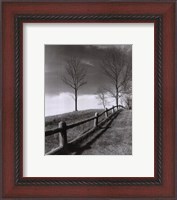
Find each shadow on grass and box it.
[73,112,119,155]
[51,111,121,155]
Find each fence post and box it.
[105,108,108,118]
[58,121,67,149]
[94,112,98,127]
[112,106,115,114]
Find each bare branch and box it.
[62,76,75,89]
[61,56,87,111]
[96,88,110,109]
[100,47,132,106]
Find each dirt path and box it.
[80,110,132,155]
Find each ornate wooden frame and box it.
[2,1,176,199]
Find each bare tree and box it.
[62,56,87,111]
[101,48,132,107]
[125,95,132,109]
[120,92,132,109]
[119,82,132,107]
[96,88,109,109]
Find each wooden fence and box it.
[45,105,120,155]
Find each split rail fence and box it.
[45,105,121,155]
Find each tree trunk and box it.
[116,96,118,107]
[103,102,106,109]
[116,87,119,107]
[75,89,78,111]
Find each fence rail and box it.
[67,115,96,130]
[45,127,63,137]
[45,105,121,155]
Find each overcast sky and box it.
[45,45,132,116]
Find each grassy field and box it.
[80,110,132,155]
[45,109,104,153]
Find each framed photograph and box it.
[2,1,176,199]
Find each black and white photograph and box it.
[45,45,132,155]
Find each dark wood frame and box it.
[1,1,176,199]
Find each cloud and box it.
[45,92,117,116]
[45,93,101,116]
[45,45,132,96]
